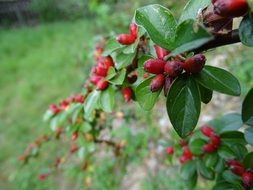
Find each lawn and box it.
[0,19,98,189]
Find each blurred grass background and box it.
[0,0,253,189]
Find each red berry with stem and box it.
[181,54,206,74]
[129,23,138,38]
[150,74,165,92]
[164,61,183,77]
[116,34,136,45]
[154,45,169,59]
[121,87,133,102]
[213,0,249,18]
[165,147,174,155]
[242,172,253,186]
[200,125,214,137]
[96,79,109,91]
[144,59,166,74]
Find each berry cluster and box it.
[201,125,221,153]
[226,160,253,188]
[49,94,85,115]
[116,23,138,45]
[144,46,206,93]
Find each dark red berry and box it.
[230,165,244,176]
[74,95,85,103]
[71,131,78,141]
[226,160,243,168]
[242,172,253,186]
[127,74,138,84]
[129,23,138,39]
[203,143,216,153]
[179,139,187,147]
[59,100,69,109]
[154,45,169,59]
[96,79,109,91]
[116,34,136,45]
[144,59,166,74]
[95,66,108,77]
[165,147,174,155]
[121,87,133,102]
[163,76,174,96]
[213,0,249,18]
[200,125,214,137]
[181,54,206,74]
[182,146,193,158]
[49,104,61,114]
[210,134,221,147]
[38,173,49,181]
[150,74,165,92]
[164,61,183,77]
[90,75,103,85]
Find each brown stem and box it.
[192,29,241,54]
[94,139,117,147]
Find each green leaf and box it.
[244,127,253,146]
[180,160,196,179]
[189,138,206,155]
[218,145,236,159]
[105,67,117,80]
[171,19,213,55]
[242,88,253,126]
[198,160,215,180]
[243,152,253,168]
[248,0,253,9]
[80,122,92,133]
[135,77,161,111]
[208,113,243,133]
[84,90,101,120]
[214,157,225,173]
[135,4,176,50]
[179,0,210,23]
[222,170,241,184]
[220,131,246,145]
[194,66,241,96]
[231,144,248,161]
[102,37,123,56]
[239,13,253,47]
[199,84,213,104]
[204,153,218,168]
[100,86,115,113]
[212,182,238,190]
[184,171,198,189]
[167,75,201,138]
[113,52,136,70]
[109,68,126,85]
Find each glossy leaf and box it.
[103,37,123,56]
[220,131,246,145]
[194,66,241,96]
[218,145,236,159]
[180,160,196,179]
[198,160,215,180]
[84,90,101,120]
[243,152,253,168]
[239,13,253,47]
[242,88,253,126]
[109,69,126,85]
[199,84,213,104]
[244,127,253,146]
[189,138,206,155]
[167,75,201,138]
[100,86,115,113]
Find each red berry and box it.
[164,61,183,77]
[49,104,61,114]
[121,87,133,102]
[230,165,244,176]
[116,34,136,45]
[90,75,103,85]
[144,59,166,74]
[154,45,169,59]
[210,134,221,147]
[182,146,193,158]
[181,54,206,74]
[59,99,69,109]
[242,172,253,186]
[226,160,243,168]
[165,147,174,155]
[74,95,85,103]
[97,56,114,69]
[200,125,214,137]
[129,23,138,39]
[213,0,249,18]
[95,66,108,77]
[69,144,78,154]
[150,74,165,92]
[71,131,78,141]
[163,76,174,96]
[38,173,49,181]
[96,79,109,91]
[202,143,216,153]
[179,139,187,147]
[127,74,138,84]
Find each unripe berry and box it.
[90,75,103,85]
[181,54,206,74]
[121,87,133,102]
[96,79,109,91]
[242,172,253,186]
[144,59,166,74]
[213,0,249,18]
[150,74,165,92]
[200,125,214,137]
[203,143,216,153]
[165,147,174,155]
[210,134,221,147]
[230,165,244,176]
[116,34,136,45]
[164,61,183,77]
[129,23,138,39]
[154,45,169,59]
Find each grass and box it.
[0,19,98,189]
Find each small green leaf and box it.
[194,66,241,96]
[239,13,253,47]
[167,75,201,138]
[204,153,218,168]
[80,123,92,133]
[214,157,225,173]
[180,160,196,179]
[109,69,126,85]
[230,144,248,161]
[243,152,253,168]
[199,84,213,104]
[218,145,236,159]
[189,138,206,155]
[220,131,246,145]
[102,37,123,56]
[222,170,241,184]
[84,90,101,120]
[105,67,117,80]
[198,160,215,180]
[135,77,161,111]
[242,88,253,126]
[113,52,136,70]
[179,0,210,23]
[244,127,253,146]
[135,4,177,50]
[100,86,115,113]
